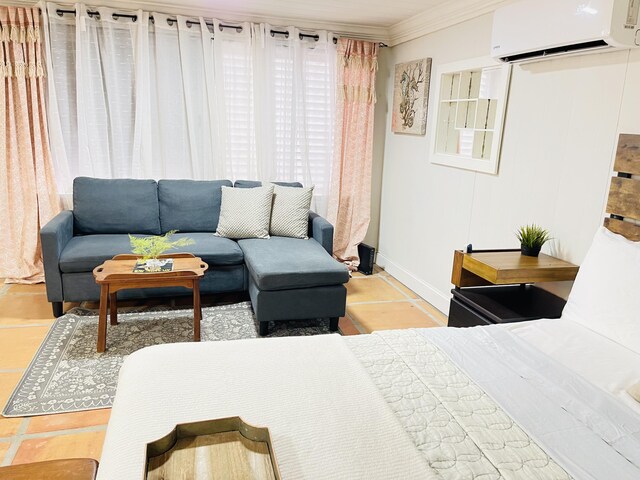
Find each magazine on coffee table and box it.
[133,258,174,273]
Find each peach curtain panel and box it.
[0,6,61,283]
[327,38,378,270]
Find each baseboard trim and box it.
[376,253,451,315]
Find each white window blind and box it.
[215,31,256,181]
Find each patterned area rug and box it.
[3,301,337,417]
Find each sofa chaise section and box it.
[239,237,350,335]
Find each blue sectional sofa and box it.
[40,177,349,335]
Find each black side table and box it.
[449,284,567,328]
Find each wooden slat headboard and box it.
[604,134,640,241]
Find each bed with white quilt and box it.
[97,225,640,480]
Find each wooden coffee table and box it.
[92,253,208,353]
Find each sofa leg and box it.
[52,302,64,318]
[329,317,339,332]
[259,322,269,336]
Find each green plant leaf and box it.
[128,230,195,261]
[515,224,552,248]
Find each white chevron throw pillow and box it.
[270,184,314,239]
[215,185,274,239]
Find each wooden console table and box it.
[93,253,208,353]
[449,249,579,327]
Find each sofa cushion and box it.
[238,237,349,291]
[60,233,243,273]
[73,177,161,235]
[234,180,303,189]
[167,233,244,266]
[60,234,145,273]
[158,179,232,233]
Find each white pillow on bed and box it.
[562,226,640,354]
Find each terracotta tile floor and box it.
[0,267,447,467]
[0,442,9,464]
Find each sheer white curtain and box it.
[253,25,336,214]
[42,3,335,215]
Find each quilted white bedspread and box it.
[349,327,640,479]
[98,327,640,480]
[347,330,570,479]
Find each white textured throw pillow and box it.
[215,185,274,239]
[270,184,314,239]
[562,227,640,354]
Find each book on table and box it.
[133,259,174,273]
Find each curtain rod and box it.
[55,8,332,42]
[54,8,388,46]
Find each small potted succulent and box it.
[516,224,551,257]
[129,230,194,272]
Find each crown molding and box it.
[388,0,514,46]
[16,0,515,47]
[18,0,389,42]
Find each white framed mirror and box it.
[429,58,512,174]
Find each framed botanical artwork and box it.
[429,58,512,174]
[392,58,432,135]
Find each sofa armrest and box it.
[40,210,74,302]
[308,211,333,255]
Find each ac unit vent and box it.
[500,40,609,63]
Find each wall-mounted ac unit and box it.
[492,0,640,63]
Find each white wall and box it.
[376,13,640,313]
[363,48,390,249]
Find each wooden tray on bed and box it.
[145,417,281,480]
